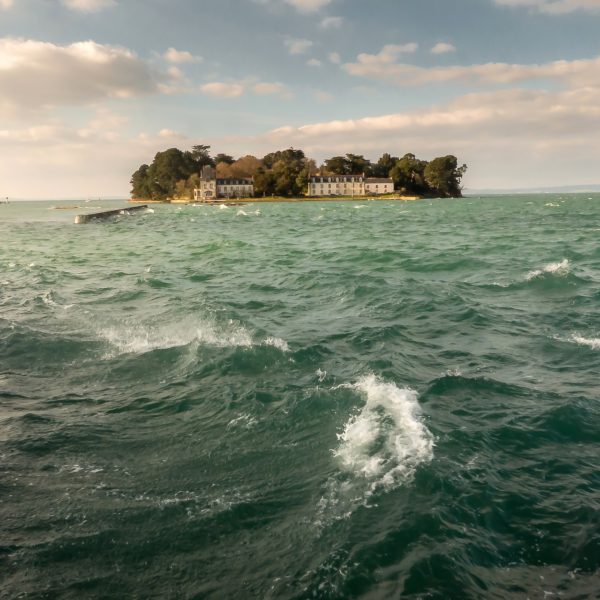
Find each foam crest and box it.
[527,258,570,280]
[570,334,600,350]
[101,318,253,355]
[263,336,290,352]
[334,375,434,489]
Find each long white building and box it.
[194,166,254,201]
[307,175,394,197]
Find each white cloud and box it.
[320,16,343,28]
[200,82,245,98]
[0,38,173,113]
[201,80,291,99]
[431,42,456,55]
[163,48,203,64]
[307,58,322,67]
[0,0,13,10]
[493,0,600,14]
[222,85,600,189]
[61,0,117,12]
[344,47,600,88]
[329,52,341,64]
[252,81,288,96]
[284,0,333,12]
[284,38,313,55]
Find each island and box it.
[130,145,467,203]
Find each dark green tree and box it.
[424,155,467,197]
[372,153,399,178]
[146,148,198,200]
[390,153,429,195]
[130,164,151,199]
[214,153,235,165]
[191,144,215,169]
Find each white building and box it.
[307,175,394,197]
[194,166,254,201]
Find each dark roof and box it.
[310,176,364,183]
[365,178,393,183]
[216,178,253,185]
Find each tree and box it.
[345,153,372,175]
[323,156,349,175]
[146,148,198,200]
[424,155,467,197]
[372,153,399,178]
[130,164,151,199]
[214,153,235,165]
[390,153,429,195]
[191,144,215,169]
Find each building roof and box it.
[216,178,253,185]
[365,178,394,183]
[310,176,364,183]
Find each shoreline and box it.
[129,195,423,205]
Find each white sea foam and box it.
[526,258,570,280]
[219,204,229,210]
[227,413,258,430]
[570,334,600,350]
[263,336,290,352]
[101,318,253,355]
[236,209,248,216]
[334,375,434,488]
[316,375,433,528]
[316,368,327,383]
[354,205,367,209]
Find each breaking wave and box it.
[99,318,253,355]
[570,334,600,350]
[334,375,434,488]
[526,258,570,280]
[317,375,434,526]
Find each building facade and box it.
[194,166,254,201]
[307,175,394,197]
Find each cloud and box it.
[61,0,117,12]
[329,52,341,64]
[320,16,343,28]
[284,0,333,12]
[0,38,173,113]
[0,0,13,10]
[219,84,600,189]
[307,58,322,67]
[344,46,600,88]
[284,38,313,55]
[201,80,291,99]
[200,82,245,98]
[492,0,600,14]
[163,48,203,64]
[431,42,456,55]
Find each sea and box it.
[1,195,599,599]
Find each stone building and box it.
[307,175,394,197]
[194,166,254,201]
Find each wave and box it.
[99,318,290,356]
[317,375,433,527]
[526,259,570,281]
[334,375,434,488]
[99,318,253,355]
[569,334,600,350]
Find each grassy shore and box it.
[130,194,422,205]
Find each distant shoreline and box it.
[129,195,423,205]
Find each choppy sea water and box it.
[1,196,599,599]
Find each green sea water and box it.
[1,196,599,599]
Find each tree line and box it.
[130,145,467,200]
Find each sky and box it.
[2,0,600,197]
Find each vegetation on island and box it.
[130,145,467,201]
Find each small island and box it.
[130,145,467,203]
